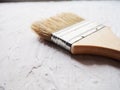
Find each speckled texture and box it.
[0,1,120,90]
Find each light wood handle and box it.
[71,26,120,60]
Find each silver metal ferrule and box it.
[51,20,105,51]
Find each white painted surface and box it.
[0,1,120,90]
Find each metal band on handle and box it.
[51,20,105,51]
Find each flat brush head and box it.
[31,13,84,40]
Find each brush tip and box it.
[31,12,84,41]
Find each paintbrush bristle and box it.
[31,13,84,40]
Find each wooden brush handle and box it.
[71,26,120,60]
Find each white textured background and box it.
[0,1,120,90]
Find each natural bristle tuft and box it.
[31,12,84,41]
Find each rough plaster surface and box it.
[0,1,120,90]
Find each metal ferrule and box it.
[51,20,105,51]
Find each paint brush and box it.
[31,13,120,60]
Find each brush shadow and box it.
[38,38,120,69]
